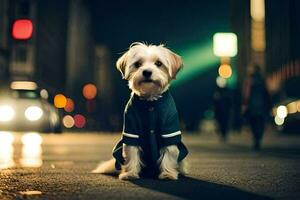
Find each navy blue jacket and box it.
[112,90,188,173]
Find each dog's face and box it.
[116,42,183,99]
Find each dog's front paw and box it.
[158,171,178,180]
[119,172,140,180]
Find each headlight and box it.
[0,105,15,122]
[25,106,43,121]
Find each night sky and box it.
[91,0,230,51]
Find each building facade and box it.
[231,0,300,102]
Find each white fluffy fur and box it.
[158,145,180,180]
[91,158,117,174]
[92,42,187,180]
[92,145,187,180]
[119,145,144,180]
[116,42,183,101]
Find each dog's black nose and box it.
[142,70,152,78]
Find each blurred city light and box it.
[25,106,43,121]
[251,21,265,51]
[12,19,33,40]
[20,144,42,168]
[0,132,15,169]
[10,81,38,90]
[274,115,284,126]
[0,105,15,122]
[276,105,288,119]
[218,64,232,79]
[213,33,237,57]
[250,0,265,21]
[0,131,15,145]
[74,114,86,128]
[172,43,219,87]
[83,83,97,100]
[216,76,227,88]
[63,115,75,128]
[21,132,43,145]
[40,89,49,99]
[54,94,67,108]
[250,0,265,52]
[297,102,300,112]
[64,98,75,112]
[287,101,297,114]
[0,145,14,169]
[21,133,42,168]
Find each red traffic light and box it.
[12,19,33,40]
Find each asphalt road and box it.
[0,131,299,200]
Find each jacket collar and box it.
[132,90,170,108]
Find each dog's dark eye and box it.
[134,61,142,68]
[155,60,162,67]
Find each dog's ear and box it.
[116,52,129,79]
[167,50,183,79]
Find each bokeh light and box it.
[74,114,86,128]
[21,132,43,145]
[213,33,238,57]
[0,132,15,169]
[83,84,97,100]
[63,115,75,128]
[21,132,42,168]
[218,64,232,79]
[216,76,227,88]
[64,98,75,112]
[0,105,15,122]
[287,102,297,114]
[274,115,284,126]
[21,143,42,168]
[297,101,300,112]
[25,106,43,121]
[250,0,265,21]
[276,105,288,119]
[40,89,49,99]
[0,131,15,145]
[12,19,33,40]
[54,94,67,108]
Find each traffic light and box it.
[12,19,33,40]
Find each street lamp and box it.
[213,33,237,57]
[213,32,238,83]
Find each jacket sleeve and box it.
[160,111,188,161]
[160,112,182,146]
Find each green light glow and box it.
[171,42,237,88]
[171,42,219,87]
[227,68,237,88]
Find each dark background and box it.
[0,0,299,131]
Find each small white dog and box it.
[92,42,188,180]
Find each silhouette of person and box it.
[242,64,271,150]
[213,85,232,142]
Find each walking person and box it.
[242,65,272,150]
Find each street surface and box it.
[0,130,299,200]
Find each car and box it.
[0,81,62,133]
